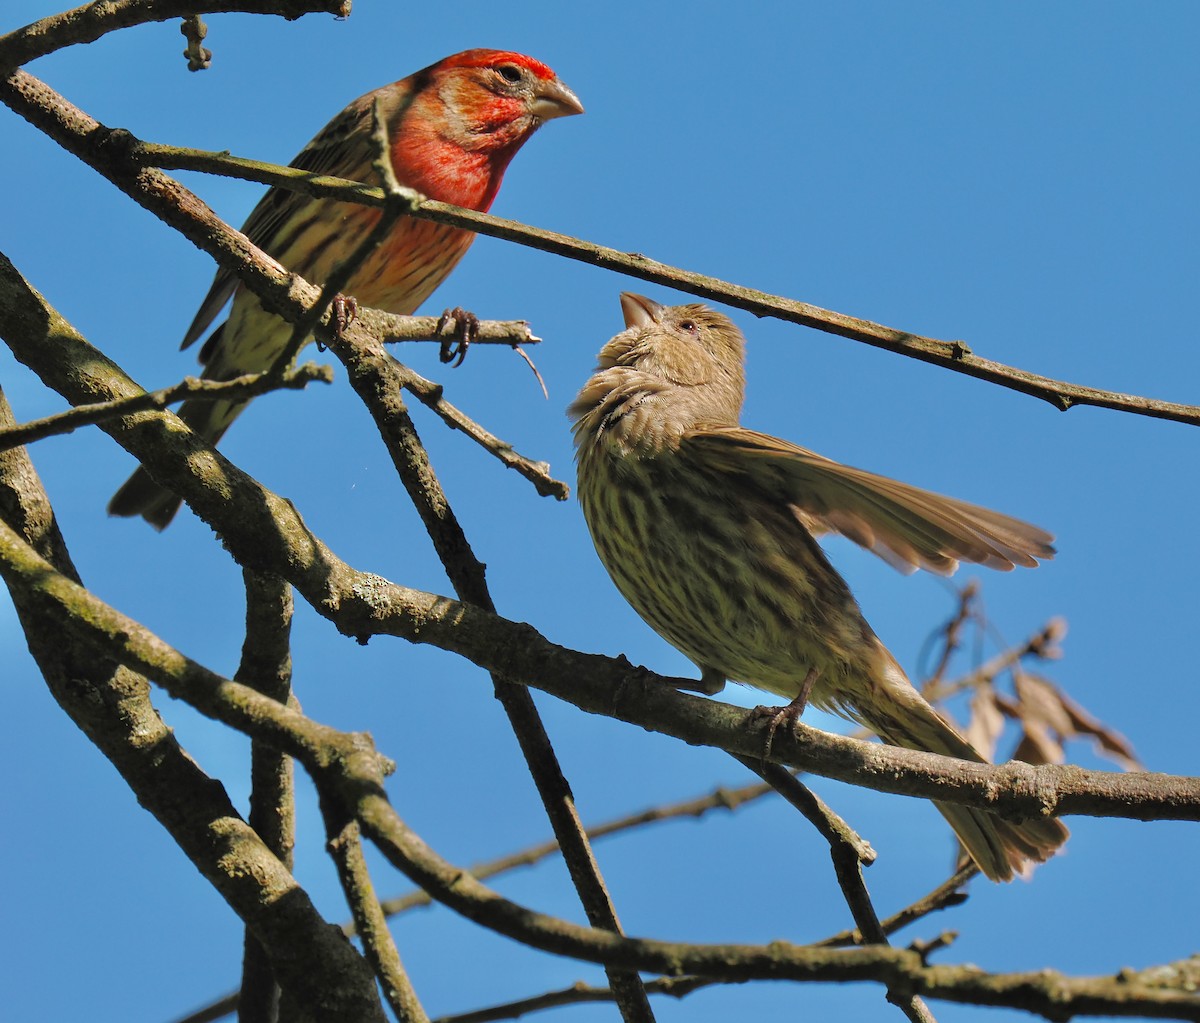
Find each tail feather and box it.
[107,392,246,530]
[107,467,185,530]
[860,656,1068,882]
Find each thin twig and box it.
[736,758,939,1023]
[327,820,430,1023]
[816,865,978,949]
[356,308,537,346]
[0,363,331,453]
[390,359,568,499]
[377,776,781,918]
[235,569,295,1023]
[0,2,351,72]
[324,327,655,1022]
[127,140,1200,428]
[920,581,981,693]
[924,618,1068,706]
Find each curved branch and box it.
[2,523,1195,1020]
[0,71,1196,827]
[324,288,652,1019]
[0,1,350,72]
[0,392,386,1023]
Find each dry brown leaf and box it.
[1010,671,1142,770]
[963,688,1006,764]
[1012,721,1066,766]
[1014,672,1077,736]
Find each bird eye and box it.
[678,319,698,334]
[496,65,523,84]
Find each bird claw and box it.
[332,294,359,339]
[750,667,820,761]
[437,306,479,366]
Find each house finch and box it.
[109,49,583,528]
[570,293,1069,881]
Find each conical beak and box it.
[620,292,665,329]
[531,76,584,121]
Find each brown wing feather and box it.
[180,91,388,352]
[683,426,1054,576]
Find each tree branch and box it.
[324,292,653,1021]
[0,363,331,453]
[385,357,569,499]
[737,758,939,1023]
[0,248,1195,825]
[326,820,429,1023]
[120,140,1200,428]
[0,389,385,1023]
[0,1,350,72]
[235,568,295,1023]
[2,521,1194,1019]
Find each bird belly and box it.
[578,448,876,703]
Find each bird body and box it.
[570,293,1068,881]
[110,49,582,528]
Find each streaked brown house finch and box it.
[109,49,582,528]
[570,293,1068,881]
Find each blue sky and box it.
[3,3,1199,1021]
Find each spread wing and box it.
[682,425,1054,575]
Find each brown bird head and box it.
[569,294,746,453]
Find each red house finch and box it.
[570,293,1068,881]
[110,49,582,528]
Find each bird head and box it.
[605,293,746,401]
[424,49,582,151]
[384,49,582,210]
[569,294,747,451]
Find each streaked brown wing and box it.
[180,91,386,352]
[682,426,1054,575]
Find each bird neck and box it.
[389,130,516,212]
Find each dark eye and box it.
[677,319,698,334]
[497,65,523,84]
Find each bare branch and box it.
[0,1,350,72]
[323,306,654,1021]
[235,569,295,1023]
[0,363,331,453]
[817,866,979,949]
[3,523,1195,1019]
[0,390,386,1023]
[0,250,1195,825]
[327,820,429,1023]
[358,308,537,347]
[737,758,940,1023]
[125,140,1200,428]
[388,357,569,499]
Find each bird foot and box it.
[332,294,359,339]
[750,667,820,761]
[437,306,479,366]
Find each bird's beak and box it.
[531,77,585,121]
[620,292,665,329]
